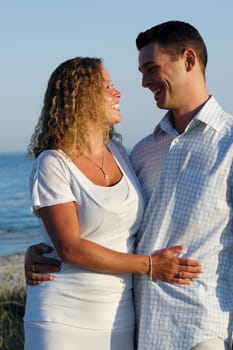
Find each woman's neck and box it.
[85,127,106,157]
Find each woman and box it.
[24,57,202,350]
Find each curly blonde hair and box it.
[28,57,119,158]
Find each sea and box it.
[0,152,42,256]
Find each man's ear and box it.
[184,48,196,71]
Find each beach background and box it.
[0,152,42,292]
[0,152,41,257]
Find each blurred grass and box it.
[0,271,25,350]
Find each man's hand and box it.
[24,243,61,285]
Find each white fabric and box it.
[24,140,145,349]
[190,337,227,350]
[131,96,233,350]
[24,322,134,350]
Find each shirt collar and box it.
[153,96,226,138]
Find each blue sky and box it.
[1,0,233,152]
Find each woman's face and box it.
[102,68,122,126]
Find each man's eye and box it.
[148,66,158,73]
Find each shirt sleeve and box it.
[30,151,76,214]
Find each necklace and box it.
[85,151,109,183]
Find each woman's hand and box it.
[25,243,202,286]
[151,246,202,285]
[24,243,61,285]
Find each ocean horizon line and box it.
[0,150,28,155]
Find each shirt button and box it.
[172,138,179,145]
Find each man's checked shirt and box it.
[131,96,233,350]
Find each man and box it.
[131,21,233,350]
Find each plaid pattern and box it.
[131,96,233,349]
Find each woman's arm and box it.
[39,201,149,274]
[25,201,202,285]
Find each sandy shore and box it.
[0,252,26,293]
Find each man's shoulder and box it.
[222,111,233,128]
[131,133,155,155]
[206,96,233,131]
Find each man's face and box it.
[138,42,188,111]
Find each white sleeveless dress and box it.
[24,141,145,350]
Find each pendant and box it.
[100,168,109,185]
[104,173,110,185]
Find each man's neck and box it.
[171,96,210,134]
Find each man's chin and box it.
[156,101,167,110]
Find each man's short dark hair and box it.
[136,20,208,73]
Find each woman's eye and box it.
[106,83,113,90]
